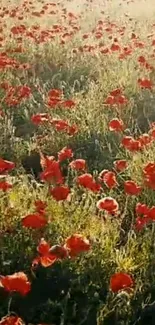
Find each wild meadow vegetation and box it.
[1,0,155,324]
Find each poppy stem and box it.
[7,296,12,315]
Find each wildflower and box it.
[0,272,31,296]
[109,118,124,132]
[69,159,86,171]
[50,185,70,201]
[110,272,133,293]
[22,213,47,228]
[114,160,128,172]
[65,234,90,257]
[124,181,142,195]
[97,197,119,214]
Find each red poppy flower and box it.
[89,181,101,193]
[105,95,128,106]
[110,88,122,97]
[109,118,124,132]
[138,134,152,147]
[77,173,93,188]
[116,95,128,105]
[124,180,142,195]
[0,181,12,191]
[97,197,119,214]
[0,316,23,325]
[31,113,49,125]
[50,185,70,201]
[61,100,76,108]
[99,170,117,189]
[67,124,78,136]
[47,97,62,107]
[11,25,26,35]
[33,254,57,268]
[114,160,128,172]
[121,136,141,152]
[65,234,90,257]
[148,206,155,221]
[111,43,121,51]
[33,239,68,268]
[22,213,47,228]
[0,158,15,174]
[143,162,155,189]
[58,147,73,162]
[0,272,31,296]
[138,78,153,89]
[135,203,149,216]
[98,169,109,180]
[37,238,50,255]
[34,200,47,214]
[40,153,55,170]
[135,216,150,231]
[48,89,62,98]
[69,159,86,171]
[105,95,116,105]
[77,173,101,192]
[110,272,133,293]
[40,160,63,184]
[37,240,58,267]
[17,85,31,99]
[33,238,57,268]
[143,162,155,175]
[149,127,155,139]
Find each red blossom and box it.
[99,170,117,189]
[77,173,93,188]
[31,113,50,125]
[61,100,76,108]
[77,173,101,192]
[97,197,119,214]
[110,272,134,293]
[33,239,68,268]
[0,316,23,325]
[0,181,12,191]
[69,159,86,171]
[109,118,124,132]
[138,78,153,89]
[0,272,31,296]
[37,238,50,255]
[34,200,47,214]
[58,147,73,162]
[0,158,15,174]
[50,185,70,201]
[40,159,63,184]
[136,203,150,216]
[121,136,142,152]
[22,213,47,229]
[114,160,128,172]
[143,162,155,189]
[65,234,90,257]
[135,216,150,231]
[48,89,63,98]
[124,181,142,196]
[110,88,122,97]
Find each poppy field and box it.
[2,0,155,324]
